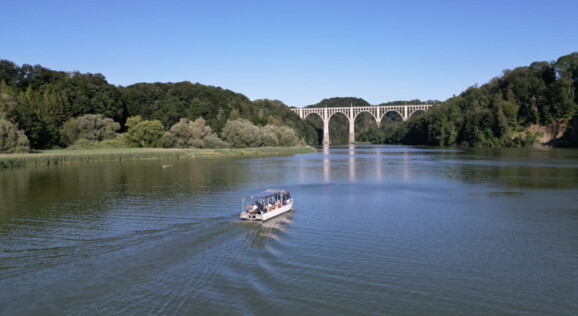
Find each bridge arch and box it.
[351,111,379,126]
[293,104,433,145]
[303,112,322,120]
[380,109,404,122]
[407,108,428,120]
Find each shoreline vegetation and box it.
[2,53,577,151]
[0,146,316,169]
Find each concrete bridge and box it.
[291,104,433,145]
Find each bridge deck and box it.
[291,104,433,145]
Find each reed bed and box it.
[0,146,316,169]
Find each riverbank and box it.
[0,146,317,169]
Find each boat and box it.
[240,189,293,221]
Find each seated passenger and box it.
[257,201,264,212]
[248,202,259,214]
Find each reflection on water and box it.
[316,145,427,184]
[1,145,577,315]
[311,144,578,190]
[323,145,330,183]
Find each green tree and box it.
[125,116,165,147]
[0,118,30,153]
[228,108,240,120]
[221,118,262,148]
[0,60,19,86]
[260,125,280,147]
[277,126,299,146]
[60,114,120,145]
[169,117,213,148]
[202,134,230,148]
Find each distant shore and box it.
[0,146,317,169]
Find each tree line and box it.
[2,52,577,152]
[303,53,578,147]
[401,52,578,147]
[0,60,318,153]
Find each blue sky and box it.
[1,0,577,107]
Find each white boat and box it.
[240,189,293,221]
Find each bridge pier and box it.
[349,106,355,143]
[349,117,355,144]
[323,118,330,145]
[322,107,330,145]
[292,104,432,145]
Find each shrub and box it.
[125,116,166,147]
[60,114,120,145]
[169,117,212,148]
[260,125,280,147]
[221,118,262,148]
[203,133,230,148]
[97,137,128,148]
[277,126,299,146]
[68,138,97,149]
[160,131,176,148]
[0,118,30,153]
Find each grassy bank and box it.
[0,146,317,169]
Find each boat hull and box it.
[240,200,293,222]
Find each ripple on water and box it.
[1,147,578,315]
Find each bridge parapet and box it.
[291,104,433,145]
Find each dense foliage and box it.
[165,117,214,148]
[220,119,301,148]
[380,99,440,105]
[124,116,166,148]
[0,118,30,153]
[399,53,578,147]
[0,60,125,149]
[0,60,317,150]
[60,114,120,146]
[2,52,577,150]
[119,83,317,144]
[302,54,578,146]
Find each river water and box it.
[1,145,577,315]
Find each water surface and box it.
[1,145,577,315]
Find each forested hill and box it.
[2,52,577,150]
[298,53,578,147]
[0,60,317,149]
[304,98,442,108]
[305,97,371,108]
[380,100,440,105]
[120,82,250,133]
[400,52,578,147]
[119,82,316,139]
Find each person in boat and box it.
[247,201,260,214]
[275,199,282,208]
[248,205,258,214]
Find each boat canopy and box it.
[246,189,285,199]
